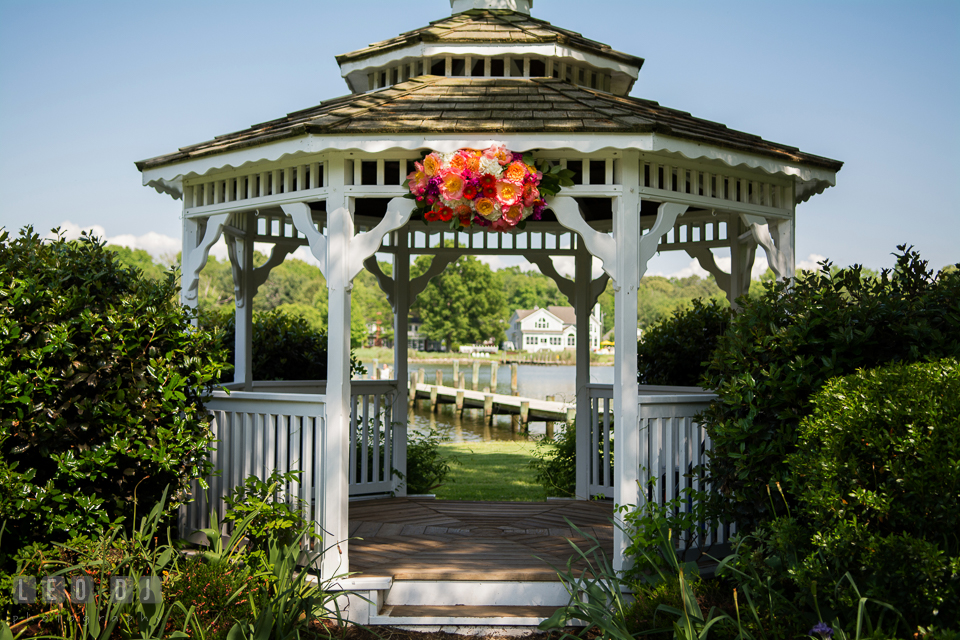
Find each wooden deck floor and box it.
[348,498,614,581]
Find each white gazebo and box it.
[137,0,840,623]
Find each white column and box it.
[323,158,353,580]
[574,244,592,500]
[182,216,200,316]
[392,230,410,495]
[613,151,642,573]
[229,211,255,390]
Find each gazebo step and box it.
[384,579,571,607]
[371,604,564,627]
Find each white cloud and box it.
[798,253,828,272]
[51,221,179,264]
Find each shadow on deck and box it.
[348,497,615,581]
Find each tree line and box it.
[107,244,752,349]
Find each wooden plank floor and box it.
[349,498,614,581]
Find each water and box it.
[360,362,614,442]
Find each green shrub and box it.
[788,359,960,628]
[402,427,456,494]
[222,470,307,554]
[163,555,267,639]
[530,423,578,497]
[202,307,364,382]
[701,247,960,529]
[637,298,731,386]
[0,228,227,564]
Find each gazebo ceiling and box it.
[136,76,841,174]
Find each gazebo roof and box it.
[334,9,644,70]
[136,76,842,173]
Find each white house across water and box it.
[136,0,841,625]
[508,305,602,352]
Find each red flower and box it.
[424,209,440,222]
[479,174,496,188]
[463,184,478,200]
[482,186,496,198]
[438,206,454,222]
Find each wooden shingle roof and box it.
[136,76,842,172]
[335,10,644,68]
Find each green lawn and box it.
[433,441,547,501]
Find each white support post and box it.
[574,243,592,500]
[392,230,410,495]
[613,151,642,573]
[226,211,255,390]
[324,157,353,581]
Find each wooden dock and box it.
[411,382,575,426]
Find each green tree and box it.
[106,245,169,281]
[413,256,507,349]
[500,265,566,312]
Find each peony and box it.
[503,161,527,184]
[475,197,500,221]
[496,180,520,207]
[423,153,442,177]
[521,182,540,207]
[503,204,524,225]
[449,153,468,174]
[440,172,465,200]
[406,169,428,193]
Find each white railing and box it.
[586,384,615,498]
[182,389,328,548]
[637,390,733,552]
[349,380,402,496]
[585,384,730,552]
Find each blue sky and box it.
[1,0,957,276]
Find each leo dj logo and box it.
[12,576,162,604]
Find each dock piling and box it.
[490,362,499,390]
[456,390,464,415]
[458,372,465,389]
[519,401,529,428]
[483,394,494,424]
[472,361,480,390]
[452,360,459,382]
[510,363,518,394]
[409,372,417,403]
[430,386,438,413]
[436,370,443,387]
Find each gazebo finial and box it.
[450,0,532,15]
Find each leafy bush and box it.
[402,427,456,494]
[787,359,960,628]
[530,423,578,497]
[637,298,731,386]
[222,470,307,554]
[0,228,227,563]
[701,247,960,529]
[203,307,364,381]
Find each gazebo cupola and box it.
[336,0,642,95]
[136,0,842,590]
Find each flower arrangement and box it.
[404,144,574,232]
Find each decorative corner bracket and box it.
[550,196,617,279]
[741,214,794,280]
[181,213,229,306]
